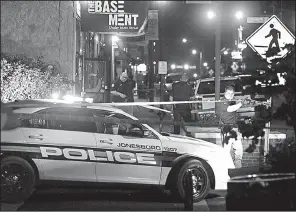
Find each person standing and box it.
[217,85,249,168]
[111,72,135,102]
[171,74,195,135]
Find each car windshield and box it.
[198,79,242,94]
[166,75,182,83]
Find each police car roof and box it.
[5,99,124,113]
[200,75,251,82]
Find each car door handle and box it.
[29,134,44,140]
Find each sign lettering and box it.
[39,146,157,165]
[81,1,148,33]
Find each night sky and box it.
[158,1,294,66]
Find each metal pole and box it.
[148,1,156,102]
[214,8,221,112]
[280,0,283,20]
[72,2,77,95]
[105,34,112,103]
[184,169,193,211]
[199,51,203,76]
[159,6,164,105]
[148,40,154,102]
[81,32,86,99]
[111,40,115,83]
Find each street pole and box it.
[214,4,221,112]
[111,39,116,83]
[148,40,154,102]
[147,1,157,102]
[105,35,112,103]
[81,31,86,100]
[159,6,164,104]
[72,2,77,96]
[199,51,203,76]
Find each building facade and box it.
[1,1,152,100]
[1,1,77,84]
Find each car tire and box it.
[0,156,36,203]
[173,159,210,202]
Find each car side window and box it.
[102,113,134,136]
[21,115,48,129]
[198,79,242,95]
[50,109,97,133]
[198,81,215,94]
[95,112,157,139]
[21,108,97,133]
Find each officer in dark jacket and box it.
[171,74,195,135]
[111,72,135,102]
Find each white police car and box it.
[1,99,234,203]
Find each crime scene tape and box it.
[4,98,271,108]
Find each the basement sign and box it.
[81,1,148,33]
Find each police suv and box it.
[1,99,234,203]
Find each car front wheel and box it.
[174,159,211,202]
[0,156,36,203]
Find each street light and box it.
[182,38,187,43]
[111,35,119,42]
[203,62,208,67]
[171,64,176,69]
[223,50,228,55]
[184,64,189,70]
[192,49,197,55]
[235,11,243,20]
[207,10,216,19]
[193,73,198,78]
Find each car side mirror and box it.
[128,127,144,137]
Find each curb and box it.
[0,202,23,211]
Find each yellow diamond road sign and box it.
[246,15,295,63]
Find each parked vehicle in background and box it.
[192,75,267,118]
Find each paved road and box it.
[1,189,226,211]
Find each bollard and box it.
[184,169,194,211]
[226,173,295,211]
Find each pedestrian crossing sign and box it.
[246,15,295,63]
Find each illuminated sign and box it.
[81,1,148,34]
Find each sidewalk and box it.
[1,202,23,211]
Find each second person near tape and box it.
[171,74,195,135]
[216,85,250,168]
[111,72,135,102]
